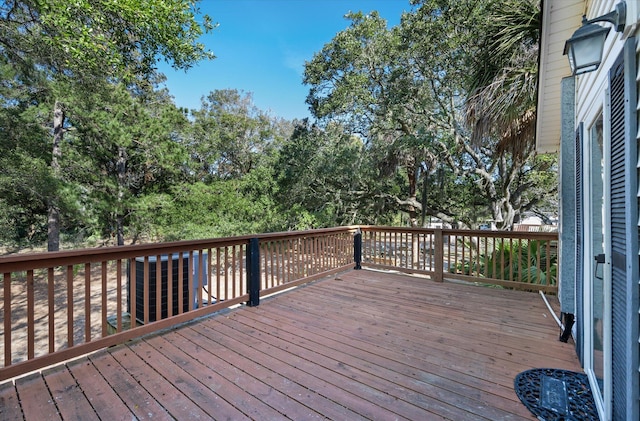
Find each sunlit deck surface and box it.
[0,269,581,420]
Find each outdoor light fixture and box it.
[563,1,626,75]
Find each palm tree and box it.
[464,0,540,156]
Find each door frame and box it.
[582,105,612,421]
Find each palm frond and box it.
[464,0,540,155]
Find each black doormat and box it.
[514,368,598,420]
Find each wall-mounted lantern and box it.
[563,1,626,75]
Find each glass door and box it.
[586,114,609,419]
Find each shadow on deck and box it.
[0,269,580,420]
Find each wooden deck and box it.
[0,269,581,420]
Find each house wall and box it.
[569,1,639,419]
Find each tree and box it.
[275,120,394,229]
[464,0,540,154]
[142,89,294,240]
[304,2,556,229]
[0,0,215,250]
[0,60,53,248]
[64,75,191,245]
[188,89,286,181]
[304,11,430,226]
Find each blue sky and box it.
[158,1,413,121]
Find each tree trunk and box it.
[116,146,127,246]
[406,160,418,227]
[48,101,64,252]
[420,167,429,227]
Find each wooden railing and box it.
[358,226,558,293]
[0,227,357,381]
[0,225,556,381]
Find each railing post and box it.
[434,229,444,282]
[354,229,362,270]
[247,238,260,306]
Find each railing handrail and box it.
[359,225,557,239]
[0,226,358,381]
[0,226,361,272]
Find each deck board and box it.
[0,378,23,420]
[14,373,60,420]
[0,269,582,420]
[43,366,96,420]
[66,358,132,420]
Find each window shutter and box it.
[559,76,577,318]
[608,37,639,421]
[575,122,584,364]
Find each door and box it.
[585,114,607,417]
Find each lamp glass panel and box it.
[571,32,606,72]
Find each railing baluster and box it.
[483,235,488,278]
[66,265,74,347]
[207,249,213,304]
[536,241,542,284]
[48,268,55,353]
[155,255,162,322]
[194,251,200,308]
[276,241,281,287]
[233,245,236,298]
[334,234,338,267]
[224,247,230,299]
[84,263,91,342]
[27,270,34,359]
[546,241,551,285]
[502,238,515,279]
[434,229,443,282]
[323,235,327,271]
[312,236,316,274]
[216,247,221,303]
[317,236,322,272]
[167,254,173,318]
[517,238,522,283]
[101,262,107,338]
[3,272,11,366]
[304,237,309,277]
[177,254,184,315]
[117,260,123,332]
[447,234,455,271]
[492,237,497,279]
[269,241,274,289]
[286,239,292,282]
[188,251,194,312]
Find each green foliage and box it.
[148,168,281,241]
[275,120,398,229]
[303,0,555,229]
[1,0,215,80]
[451,239,557,286]
[188,89,287,181]
[0,0,216,250]
[0,0,557,251]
